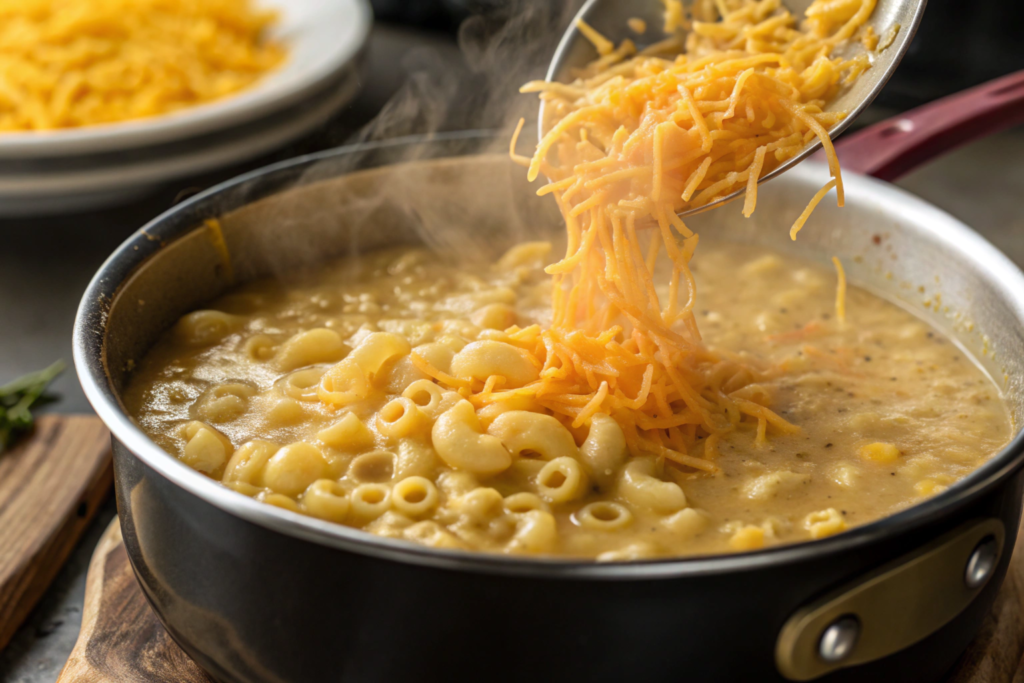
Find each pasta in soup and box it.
[123,242,1012,559]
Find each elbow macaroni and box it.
[392,476,440,517]
[274,328,347,372]
[350,332,411,381]
[302,479,350,523]
[376,397,431,440]
[507,510,558,554]
[195,383,255,424]
[617,458,688,515]
[349,483,392,523]
[174,310,244,346]
[317,413,376,452]
[486,411,578,461]
[401,379,446,418]
[263,443,329,497]
[181,421,233,475]
[432,400,512,477]
[580,413,627,485]
[450,341,539,388]
[279,367,326,402]
[576,502,632,531]
[535,457,588,503]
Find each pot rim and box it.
[74,130,1024,580]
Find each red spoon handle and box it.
[830,69,1024,182]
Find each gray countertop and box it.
[0,23,1021,683]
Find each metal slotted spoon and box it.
[540,0,928,217]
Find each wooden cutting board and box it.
[55,513,1024,683]
[0,414,113,652]
[57,520,213,683]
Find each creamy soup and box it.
[123,241,1012,559]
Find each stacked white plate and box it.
[0,0,372,216]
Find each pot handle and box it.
[775,518,1005,681]
[822,69,1024,182]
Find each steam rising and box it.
[237,1,583,280]
[358,1,579,143]
[342,1,587,256]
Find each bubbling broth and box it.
[123,241,1012,559]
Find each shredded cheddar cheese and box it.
[662,0,687,34]
[0,0,284,131]
[832,256,846,324]
[627,18,648,34]
[205,218,234,283]
[491,0,876,473]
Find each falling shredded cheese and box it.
[574,19,615,57]
[832,256,847,324]
[0,0,284,131]
[204,218,234,284]
[496,0,876,473]
[662,0,687,33]
[790,178,838,240]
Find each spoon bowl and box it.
[540,0,928,217]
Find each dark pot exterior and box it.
[114,438,1024,683]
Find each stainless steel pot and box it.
[74,129,1024,683]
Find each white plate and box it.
[0,0,371,159]
[0,68,360,216]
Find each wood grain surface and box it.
[58,515,1024,683]
[0,415,112,652]
[57,521,214,683]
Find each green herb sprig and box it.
[0,360,65,453]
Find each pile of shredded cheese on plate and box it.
[0,0,284,131]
